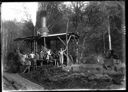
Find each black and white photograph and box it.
[1,1,126,91]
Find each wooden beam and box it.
[67,35,72,44]
[57,36,66,46]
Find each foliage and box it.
[70,1,124,62]
[34,1,125,63]
[2,20,34,72]
[2,1,125,70]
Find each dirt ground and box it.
[18,65,125,90]
[2,64,125,91]
[3,72,44,91]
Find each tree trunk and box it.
[2,28,8,71]
[79,37,86,62]
[122,4,125,62]
[103,31,106,54]
[76,41,79,64]
[108,16,112,50]
[66,19,69,65]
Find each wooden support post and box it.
[34,27,37,54]
[34,40,37,53]
[31,41,32,52]
[44,37,46,48]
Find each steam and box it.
[30,3,38,26]
[25,2,38,26]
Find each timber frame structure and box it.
[14,32,79,65]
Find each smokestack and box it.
[42,17,46,27]
[38,5,49,37]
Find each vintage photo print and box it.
[1,1,126,91]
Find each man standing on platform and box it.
[59,48,66,66]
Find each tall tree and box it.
[84,1,124,59]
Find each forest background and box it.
[1,1,125,71]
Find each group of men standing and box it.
[39,47,67,66]
[17,47,67,73]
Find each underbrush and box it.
[19,66,124,89]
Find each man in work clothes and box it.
[30,52,36,70]
[59,48,66,66]
[46,49,52,64]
